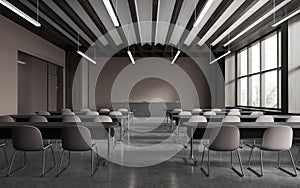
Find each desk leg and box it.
[171,116,173,132]
[190,129,194,159]
[177,124,180,141]
[120,119,123,141]
[108,129,111,159]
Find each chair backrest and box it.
[61,108,72,112]
[172,108,183,113]
[29,115,48,122]
[62,111,75,116]
[12,125,44,151]
[94,115,113,122]
[179,111,192,116]
[80,108,90,112]
[227,111,241,116]
[203,111,217,116]
[109,111,122,116]
[287,116,300,122]
[36,111,50,116]
[250,111,264,116]
[99,108,110,112]
[255,115,274,122]
[0,116,14,122]
[86,111,99,115]
[230,109,240,112]
[212,108,222,112]
[62,126,92,151]
[209,126,240,151]
[188,115,207,122]
[118,108,128,112]
[192,108,202,113]
[63,116,81,122]
[222,116,241,122]
[262,126,293,151]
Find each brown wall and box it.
[0,16,65,115]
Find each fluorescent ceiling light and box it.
[171,51,181,64]
[103,0,120,27]
[17,60,26,65]
[272,8,300,27]
[209,51,231,64]
[127,51,135,64]
[224,0,292,47]
[77,51,97,64]
[198,0,246,46]
[211,0,268,46]
[0,0,41,27]
[193,0,214,27]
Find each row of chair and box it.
[172,108,264,116]
[0,125,99,177]
[186,115,300,177]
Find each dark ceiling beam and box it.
[3,0,76,50]
[214,0,286,51]
[205,0,258,46]
[128,0,141,44]
[78,0,121,50]
[26,0,90,49]
[52,0,98,43]
[151,0,159,56]
[176,0,207,48]
[163,0,184,56]
[187,0,234,50]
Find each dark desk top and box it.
[10,115,128,122]
[182,122,300,128]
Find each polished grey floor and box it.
[1,119,300,188]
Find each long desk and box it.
[0,122,120,158]
[182,122,300,163]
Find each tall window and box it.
[237,31,281,109]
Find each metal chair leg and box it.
[247,147,263,177]
[231,150,244,177]
[0,146,9,171]
[295,148,300,171]
[41,146,56,177]
[7,151,27,177]
[42,150,45,177]
[200,148,210,177]
[278,150,297,177]
[57,150,70,177]
[91,150,94,176]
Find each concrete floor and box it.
[1,119,300,188]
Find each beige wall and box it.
[0,16,65,115]
[225,53,236,107]
[288,14,300,113]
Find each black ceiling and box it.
[1,0,300,57]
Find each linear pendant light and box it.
[272,8,300,27]
[0,0,41,27]
[127,51,135,64]
[77,51,97,65]
[103,0,120,27]
[193,0,214,27]
[224,0,292,47]
[209,51,231,64]
[171,51,181,64]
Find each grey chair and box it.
[36,111,50,116]
[62,116,81,122]
[247,126,297,177]
[227,111,241,116]
[203,111,217,116]
[200,125,244,177]
[255,115,274,122]
[86,111,99,115]
[29,115,48,122]
[7,126,56,176]
[222,116,241,122]
[62,111,75,116]
[212,108,222,112]
[57,126,99,176]
[0,142,9,171]
[286,116,300,170]
[250,111,264,116]
[0,116,14,122]
[80,108,91,113]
